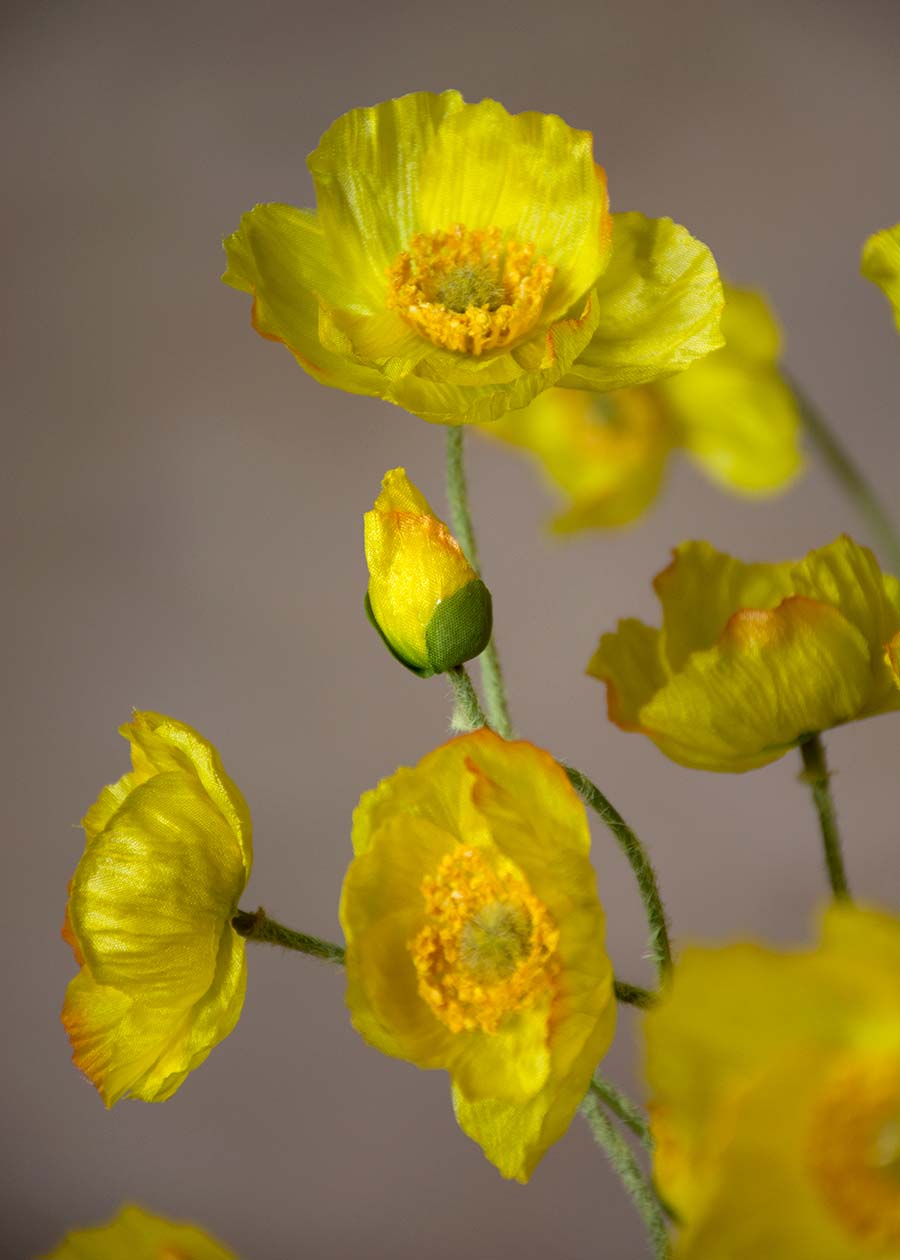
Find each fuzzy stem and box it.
[445,427,515,738]
[789,373,900,574]
[232,908,346,964]
[581,1091,670,1258]
[590,1075,654,1150]
[565,765,672,978]
[447,664,489,732]
[614,979,658,1010]
[798,735,851,900]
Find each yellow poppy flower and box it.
[62,712,252,1105]
[480,285,802,531]
[40,1203,237,1259]
[862,223,900,334]
[588,534,900,771]
[643,904,900,1260]
[223,90,724,425]
[340,730,616,1181]
[364,467,492,675]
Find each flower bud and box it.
[364,468,493,677]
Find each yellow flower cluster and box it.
[59,86,900,1248]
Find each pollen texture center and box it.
[809,1055,900,1247]
[410,845,558,1034]
[387,224,554,356]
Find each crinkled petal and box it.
[418,101,610,321]
[224,205,386,397]
[639,596,874,771]
[562,213,724,392]
[861,223,900,334]
[62,926,246,1106]
[308,90,466,308]
[588,619,670,729]
[70,773,246,1001]
[40,1203,237,1260]
[653,540,796,672]
[125,711,253,876]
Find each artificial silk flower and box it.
[340,730,616,1181]
[223,90,724,426]
[862,223,900,334]
[364,467,492,676]
[643,905,900,1260]
[62,711,252,1105]
[41,1203,237,1259]
[588,534,900,772]
[479,285,802,531]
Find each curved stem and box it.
[232,908,346,964]
[614,979,657,1010]
[565,765,673,978]
[788,373,900,574]
[447,664,488,732]
[445,427,515,738]
[798,735,851,900]
[581,1092,670,1258]
[591,1075,654,1151]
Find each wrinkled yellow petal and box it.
[418,101,610,322]
[308,91,465,307]
[587,619,669,729]
[861,223,900,334]
[562,213,724,391]
[224,204,386,396]
[40,1203,237,1260]
[62,928,246,1106]
[653,540,796,672]
[640,596,873,771]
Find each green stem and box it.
[614,979,657,1010]
[581,1092,670,1258]
[445,427,515,738]
[789,373,900,574]
[565,765,672,979]
[232,908,346,964]
[798,735,851,900]
[591,1075,654,1150]
[447,665,489,732]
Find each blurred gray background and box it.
[4,0,900,1255]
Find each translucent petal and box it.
[418,101,610,320]
[40,1203,237,1260]
[308,90,465,307]
[562,213,724,391]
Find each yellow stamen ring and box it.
[387,224,554,356]
[410,845,559,1035]
[809,1055,900,1246]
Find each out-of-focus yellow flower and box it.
[223,90,724,426]
[862,224,900,334]
[62,712,252,1105]
[340,730,615,1181]
[41,1203,237,1259]
[364,468,492,676]
[589,535,900,771]
[480,285,802,531]
[643,905,900,1260]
